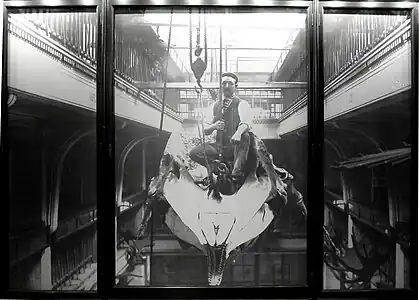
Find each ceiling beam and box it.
[169,46,292,51]
[129,22,304,31]
[133,81,307,89]
[179,98,282,103]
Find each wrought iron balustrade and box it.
[324,14,408,86]
[16,12,97,64]
[278,16,410,122]
[9,13,180,117]
[51,206,97,290]
[179,107,280,121]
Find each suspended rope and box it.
[151,9,172,274]
[158,8,174,136]
[189,11,202,140]
[189,8,212,179]
[218,19,223,161]
[189,8,208,89]
[135,8,173,242]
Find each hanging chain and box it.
[198,10,210,177]
[189,9,193,71]
[217,20,223,160]
[195,11,201,56]
[204,13,208,66]
[189,9,213,183]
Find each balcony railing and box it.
[169,47,188,74]
[51,206,97,290]
[278,17,411,123]
[323,14,408,86]
[11,13,181,117]
[179,107,281,121]
[18,11,97,64]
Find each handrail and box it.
[179,107,278,122]
[270,51,288,79]
[270,30,299,79]
[170,47,188,74]
[278,19,411,123]
[9,15,96,76]
[54,207,97,243]
[9,15,182,122]
[324,19,411,96]
[51,228,95,290]
[114,76,182,121]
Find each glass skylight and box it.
[144,11,307,82]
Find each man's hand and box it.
[230,133,241,144]
[204,120,224,135]
[212,120,225,131]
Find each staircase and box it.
[54,243,147,290]
[56,261,97,291]
[115,245,146,286]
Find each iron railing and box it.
[276,14,409,119]
[278,17,411,123]
[19,11,97,64]
[51,206,97,290]
[323,14,408,86]
[9,13,181,117]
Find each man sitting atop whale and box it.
[188,72,287,200]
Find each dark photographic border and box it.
[1,0,417,299]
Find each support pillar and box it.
[323,205,342,289]
[141,142,147,191]
[114,216,118,284]
[145,255,151,285]
[41,128,49,228]
[324,205,329,226]
[388,186,397,228]
[323,262,341,289]
[135,141,147,230]
[388,177,406,288]
[395,243,406,288]
[323,261,327,288]
[39,247,53,290]
[347,216,353,248]
[92,229,97,262]
[341,172,353,248]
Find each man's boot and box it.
[193,162,221,188]
[231,133,251,187]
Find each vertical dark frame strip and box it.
[409,3,418,294]
[97,0,116,294]
[307,0,324,296]
[108,1,310,298]
[318,2,417,298]
[2,2,102,297]
[1,2,10,295]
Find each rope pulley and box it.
[189,9,214,187]
[189,8,208,89]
